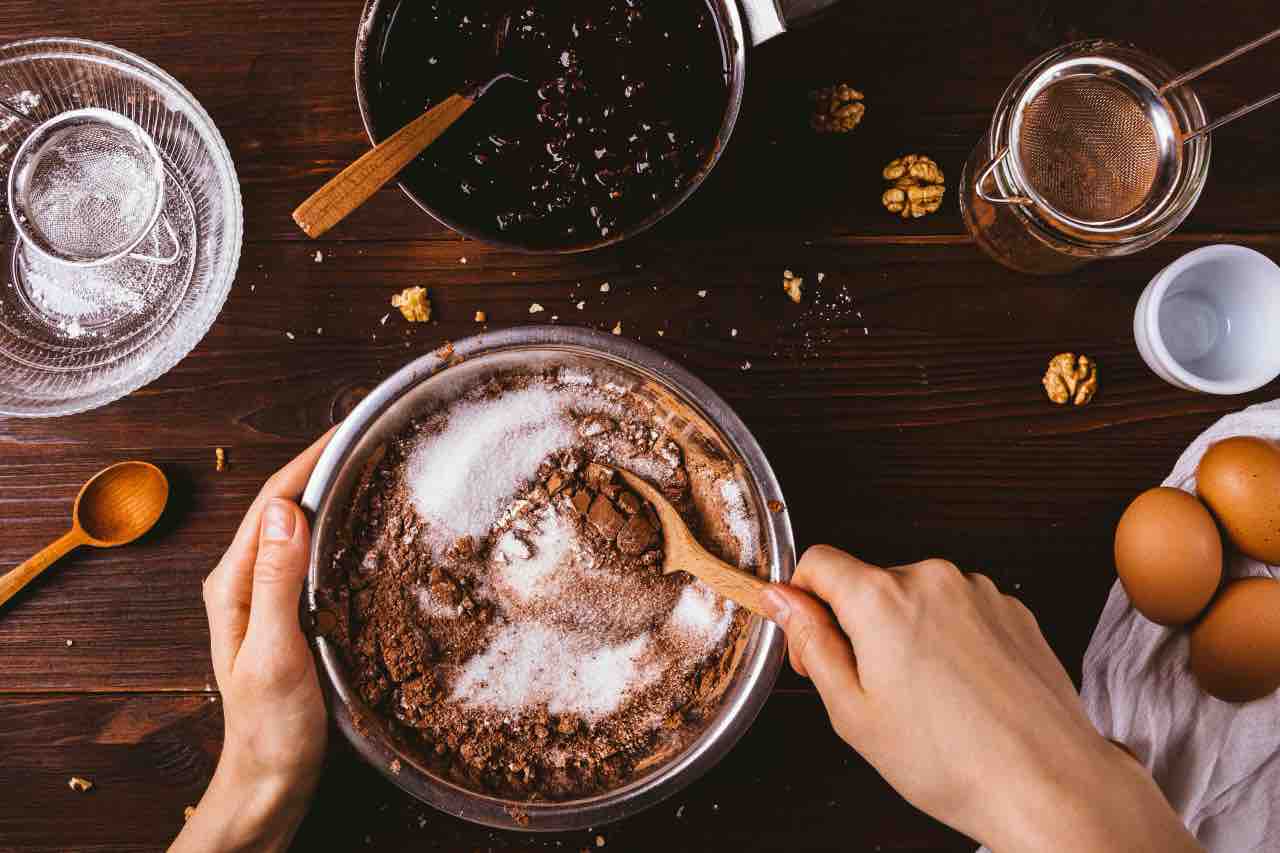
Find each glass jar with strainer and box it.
[960,32,1279,274]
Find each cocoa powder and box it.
[329,369,751,800]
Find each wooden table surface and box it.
[3,1,1279,850]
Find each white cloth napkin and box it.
[978,401,1280,853]
[1082,400,1280,851]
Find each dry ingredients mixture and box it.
[368,0,729,246]
[327,368,758,800]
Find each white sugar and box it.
[452,623,658,720]
[669,582,734,651]
[415,584,462,619]
[719,479,758,565]
[405,386,577,542]
[556,367,594,386]
[491,505,576,603]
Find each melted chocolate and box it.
[368,0,730,248]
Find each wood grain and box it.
[0,692,972,853]
[2,0,1279,850]
[293,93,475,239]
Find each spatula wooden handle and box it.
[0,529,84,610]
[683,551,773,618]
[292,93,475,239]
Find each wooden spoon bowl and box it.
[75,461,170,546]
[0,461,169,609]
[618,468,772,618]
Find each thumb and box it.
[244,498,311,652]
[763,584,863,699]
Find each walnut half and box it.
[881,154,945,219]
[1043,353,1098,406]
[810,84,865,134]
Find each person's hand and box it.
[171,430,334,853]
[762,546,1202,853]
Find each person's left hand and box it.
[171,430,334,853]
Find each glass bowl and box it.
[301,326,794,831]
[0,38,242,417]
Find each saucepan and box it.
[353,0,841,252]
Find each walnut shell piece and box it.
[1043,353,1098,406]
[881,154,945,219]
[810,83,866,134]
[391,286,432,322]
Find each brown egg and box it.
[1190,577,1280,703]
[1197,436,1280,564]
[1114,487,1223,626]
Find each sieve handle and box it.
[1182,90,1280,144]
[128,215,181,266]
[974,146,1033,206]
[1163,26,1280,144]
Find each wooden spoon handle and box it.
[292,93,475,239]
[0,530,84,610]
[684,552,773,618]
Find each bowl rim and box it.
[0,36,243,418]
[301,325,794,830]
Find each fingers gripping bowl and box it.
[301,327,793,830]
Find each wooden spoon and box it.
[618,469,772,618]
[0,461,169,610]
[293,14,522,239]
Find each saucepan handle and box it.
[740,0,844,46]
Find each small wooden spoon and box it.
[0,461,169,610]
[618,469,772,618]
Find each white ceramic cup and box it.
[1134,244,1280,395]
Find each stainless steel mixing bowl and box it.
[301,325,794,831]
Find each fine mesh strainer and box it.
[977,27,1280,236]
[7,106,179,267]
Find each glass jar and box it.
[959,40,1212,275]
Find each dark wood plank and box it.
[0,0,1276,243]
[0,692,971,853]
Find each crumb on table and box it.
[391,287,432,322]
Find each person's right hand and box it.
[762,546,1202,853]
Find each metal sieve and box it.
[977,27,1280,238]
[6,107,179,267]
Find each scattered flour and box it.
[451,623,658,720]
